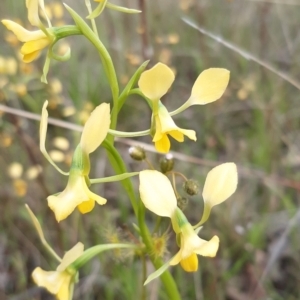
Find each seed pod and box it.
[183,179,199,196]
[128,146,146,161]
[177,196,189,211]
[160,153,174,173]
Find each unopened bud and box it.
[183,179,199,196]
[129,146,146,161]
[177,196,189,211]
[160,154,174,173]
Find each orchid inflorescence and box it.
[2,0,238,299]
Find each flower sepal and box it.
[169,68,230,116]
[47,168,107,222]
[138,63,197,153]
[193,162,238,228]
[70,145,91,176]
[32,242,84,300]
[144,259,173,285]
[89,0,141,19]
[171,207,189,234]
[88,0,107,19]
[117,60,149,113]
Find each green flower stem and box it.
[115,60,149,114]
[81,28,119,133]
[103,140,181,299]
[52,25,82,38]
[108,128,150,138]
[129,89,153,109]
[168,99,191,116]
[64,5,119,136]
[90,172,139,184]
[102,139,138,216]
[128,88,147,98]
[138,202,182,300]
[193,204,211,229]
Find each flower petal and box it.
[194,235,219,257]
[77,199,95,214]
[23,50,41,63]
[180,253,198,272]
[169,249,183,266]
[179,129,196,141]
[40,101,49,153]
[47,193,80,223]
[1,20,46,42]
[56,279,72,300]
[93,193,107,205]
[37,0,52,27]
[138,63,175,100]
[189,68,230,105]
[57,242,84,272]
[139,170,177,217]
[26,0,40,26]
[48,172,107,222]
[32,267,66,294]
[21,37,50,55]
[39,101,69,175]
[168,130,184,142]
[154,134,170,153]
[157,104,196,141]
[80,103,110,154]
[180,224,206,258]
[47,174,90,222]
[202,162,238,207]
[155,103,178,134]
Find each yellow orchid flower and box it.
[138,63,230,153]
[40,101,111,222]
[47,165,108,222]
[143,219,219,284]
[1,0,54,63]
[169,212,219,272]
[138,63,196,153]
[152,102,196,153]
[32,242,84,300]
[139,166,237,284]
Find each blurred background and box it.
[1,0,300,299]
